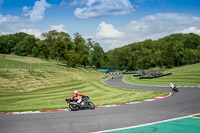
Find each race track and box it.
[0,75,200,133]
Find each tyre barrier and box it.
[139,73,172,79]
[109,72,120,75]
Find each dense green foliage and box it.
[1,32,200,69]
[0,31,104,67]
[105,33,200,69]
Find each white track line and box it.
[92,113,200,133]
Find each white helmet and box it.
[170,83,172,85]
[74,90,78,93]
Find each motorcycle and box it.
[170,86,179,92]
[65,96,95,111]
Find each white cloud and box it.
[22,6,31,17]
[23,0,51,22]
[51,24,66,32]
[0,0,52,37]
[0,13,30,35]
[19,25,68,39]
[182,27,200,35]
[104,39,128,50]
[20,25,68,39]
[96,21,124,39]
[93,13,200,51]
[122,13,200,42]
[70,0,87,6]
[0,13,19,24]
[74,0,134,19]
[20,29,42,38]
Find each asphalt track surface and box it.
[0,75,200,133]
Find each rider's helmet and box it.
[170,83,172,85]
[74,90,78,93]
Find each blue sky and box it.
[0,0,200,51]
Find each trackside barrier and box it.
[139,73,172,79]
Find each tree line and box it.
[0,31,200,69]
[104,33,200,69]
[0,30,104,67]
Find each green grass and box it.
[193,115,200,118]
[0,54,168,113]
[124,63,200,87]
[0,54,74,70]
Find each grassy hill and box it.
[0,54,168,113]
[124,63,200,87]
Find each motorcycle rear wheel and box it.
[173,88,179,92]
[69,104,79,111]
[175,88,179,92]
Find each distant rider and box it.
[170,83,175,90]
[72,90,84,103]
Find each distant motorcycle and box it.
[65,96,95,111]
[170,86,179,92]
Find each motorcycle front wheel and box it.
[69,104,79,111]
[89,102,95,109]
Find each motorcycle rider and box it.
[170,83,175,90]
[72,90,84,103]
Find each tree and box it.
[0,32,28,54]
[42,30,60,59]
[1,31,200,69]
[90,42,104,67]
[37,40,49,59]
[106,50,119,67]
[41,30,73,61]
[32,46,39,57]
[42,30,58,45]
[0,35,8,53]
[65,50,81,67]
[172,40,184,67]
[87,38,106,67]
[14,35,37,56]
[128,50,140,69]
[54,39,66,62]
[73,33,89,67]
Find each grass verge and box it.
[124,63,200,87]
[193,115,200,118]
[0,54,168,113]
